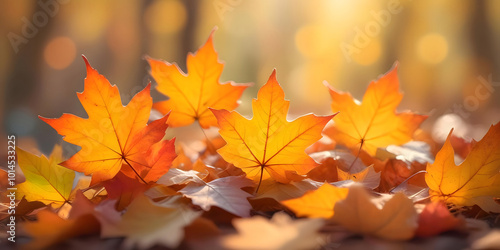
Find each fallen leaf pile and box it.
[2,28,499,249]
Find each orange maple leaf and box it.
[426,122,500,212]
[324,64,427,155]
[22,192,100,249]
[147,28,249,128]
[39,57,176,185]
[211,70,335,189]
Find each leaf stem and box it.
[348,139,364,172]
[123,158,148,184]
[254,166,265,194]
[389,170,427,194]
[55,199,72,214]
[198,122,216,154]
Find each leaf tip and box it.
[210,26,219,35]
[446,128,455,140]
[328,112,339,120]
[81,55,90,68]
[209,107,221,116]
[270,68,278,80]
[203,27,218,50]
[81,55,97,76]
[392,61,399,70]
[266,69,280,88]
[322,80,331,88]
[143,82,152,92]
[38,115,51,123]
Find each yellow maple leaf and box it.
[147,28,249,128]
[211,70,335,187]
[324,64,427,155]
[16,146,74,208]
[282,183,348,218]
[426,122,500,213]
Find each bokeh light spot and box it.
[43,37,76,70]
[417,33,449,64]
[144,0,187,35]
[432,114,467,143]
[68,1,110,44]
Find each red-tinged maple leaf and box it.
[39,56,176,185]
[147,28,249,128]
[415,201,465,237]
[102,171,152,211]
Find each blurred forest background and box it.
[0,0,499,156]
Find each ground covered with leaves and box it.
[1,29,499,249]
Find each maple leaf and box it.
[337,165,380,188]
[425,122,500,213]
[22,192,100,249]
[16,146,74,208]
[102,171,152,211]
[375,141,430,191]
[99,194,200,249]
[331,184,418,240]
[415,201,465,237]
[212,70,335,188]
[282,183,348,218]
[324,64,427,155]
[147,28,249,128]
[180,175,254,217]
[308,151,381,189]
[255,178,323,202]
[23,210,99,249]
[222,212,324,250]
[157,168,207,186]
[39,56,176,185]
